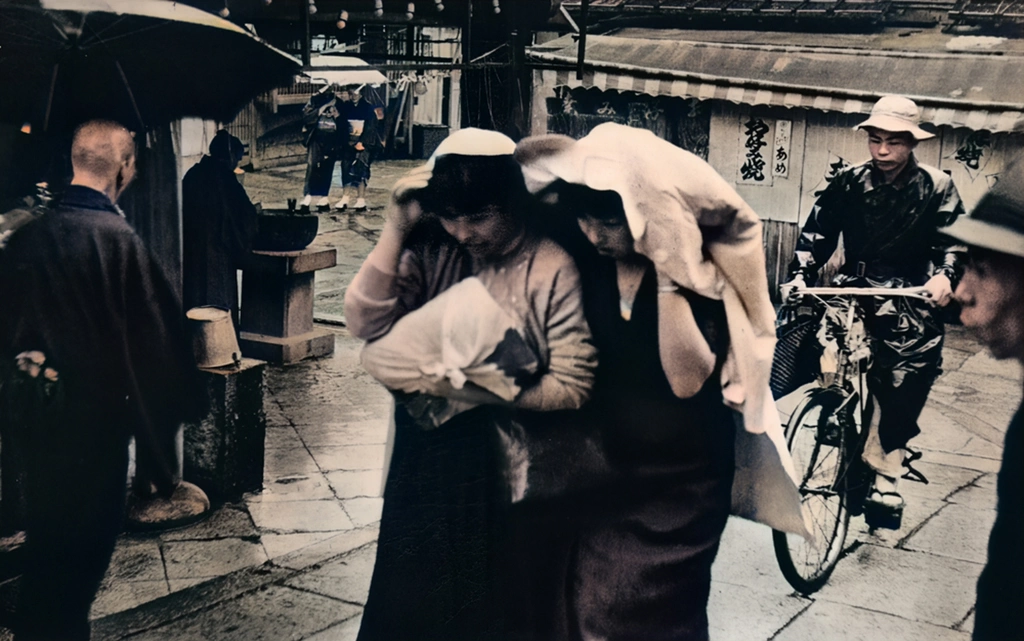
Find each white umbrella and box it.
[305,55,387,87]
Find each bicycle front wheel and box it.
[773,387,853,594]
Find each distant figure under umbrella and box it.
[182,129,258,329]
[0,120,204,641]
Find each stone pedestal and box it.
[183,358,266,501]
[239,246,337,364]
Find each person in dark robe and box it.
[0,120,204,641]
[181,129,257,330]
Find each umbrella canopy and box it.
[305,55,388,88]
[0,0,301,132]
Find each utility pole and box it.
[576,0,589,80]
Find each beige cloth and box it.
[516,123,776,435]
[516,124,809,537]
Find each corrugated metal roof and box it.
[528,32,1024,130]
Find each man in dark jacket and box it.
[781,95,965,529]
[182,129,257,330]
[942,157,1024,641]
[0,120,202,640]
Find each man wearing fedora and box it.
[941,157,1024,641]
[783,95,966,529]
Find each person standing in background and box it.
[181,129,258,330]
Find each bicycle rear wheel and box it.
[773,387,853,594]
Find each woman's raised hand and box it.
[387,164,433,234]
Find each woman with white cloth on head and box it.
[515,123,806,641]
[344,128,596,641]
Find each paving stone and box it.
[893,461,982,503]
[914,406,1004,459]
[326,469,384,499]
[103,540,165,583]
[276,402,382,427]
[265,425,305,450]
[946,478,999,511]
[284,543,376,605]
[250,472,336,503]
[261,532,341,559]
[274,526,380,571]
[814,544,981,627]
[902,504,996,564]
[246,499,354,533]
[958,351,1023,381]
[167,577,210,593]
[304,614,362,641]
[162,538,269,580]
[711,517,799,595]
[341,497,383,527]
[159,504,257,541]
[296,421,389,447]
[263,446,321,479]
[774,600,970,641]
[309,444,386,472]
[707,581,810,641]
[123,584,360,641]
[90,580,169,619]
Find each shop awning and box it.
[305,55,388,87]
[529,33,1024,132]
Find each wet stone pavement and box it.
[5,160,1019,640]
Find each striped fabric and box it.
[540,67,1024,133]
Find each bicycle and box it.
[771,285,933,594]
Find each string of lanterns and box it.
[297,1,501,23]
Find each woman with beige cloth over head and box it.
[514,123,807,641]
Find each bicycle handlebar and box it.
[791,286,933,301]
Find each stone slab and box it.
[814,543,981,627]
[283,543,376,605]
[119,584,358,641]
[163,538,269,580]
[247,246,338,275]
[708,581,811,641]
[246,499,354,533]
[273,526,380,572]
[240,329,335,365]
[774,600,970,641]
[901,503,996,564]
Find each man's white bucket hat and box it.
[855,95,935,140]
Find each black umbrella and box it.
[0,0,301,132]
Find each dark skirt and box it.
[356,404,511,641]
[567,464,734,641]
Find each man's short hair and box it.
[71,120,135,179]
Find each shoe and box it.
[300,195,312,207]
[334,195,350,210]
[864,475,904,530]
[354,197,367,211]
[316,197,331,210]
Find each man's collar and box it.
[60,185,121,216]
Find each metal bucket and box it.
[185,306,241,369]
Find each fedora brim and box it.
[940,217,1024,258]
[855,115,934,140]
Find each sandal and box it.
[864,488,905,531]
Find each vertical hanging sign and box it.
[739,117,770,184]
[773,120,791,178]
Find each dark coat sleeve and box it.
[124,235,207,494]
[787,172,849,284]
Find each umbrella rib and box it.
[114,58,146,130]
[43,63,60,132]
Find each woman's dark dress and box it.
[568,258,736,641]
[356,403,510,641]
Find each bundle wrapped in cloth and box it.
[361,277,538,428]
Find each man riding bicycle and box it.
[779,95,966,529]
